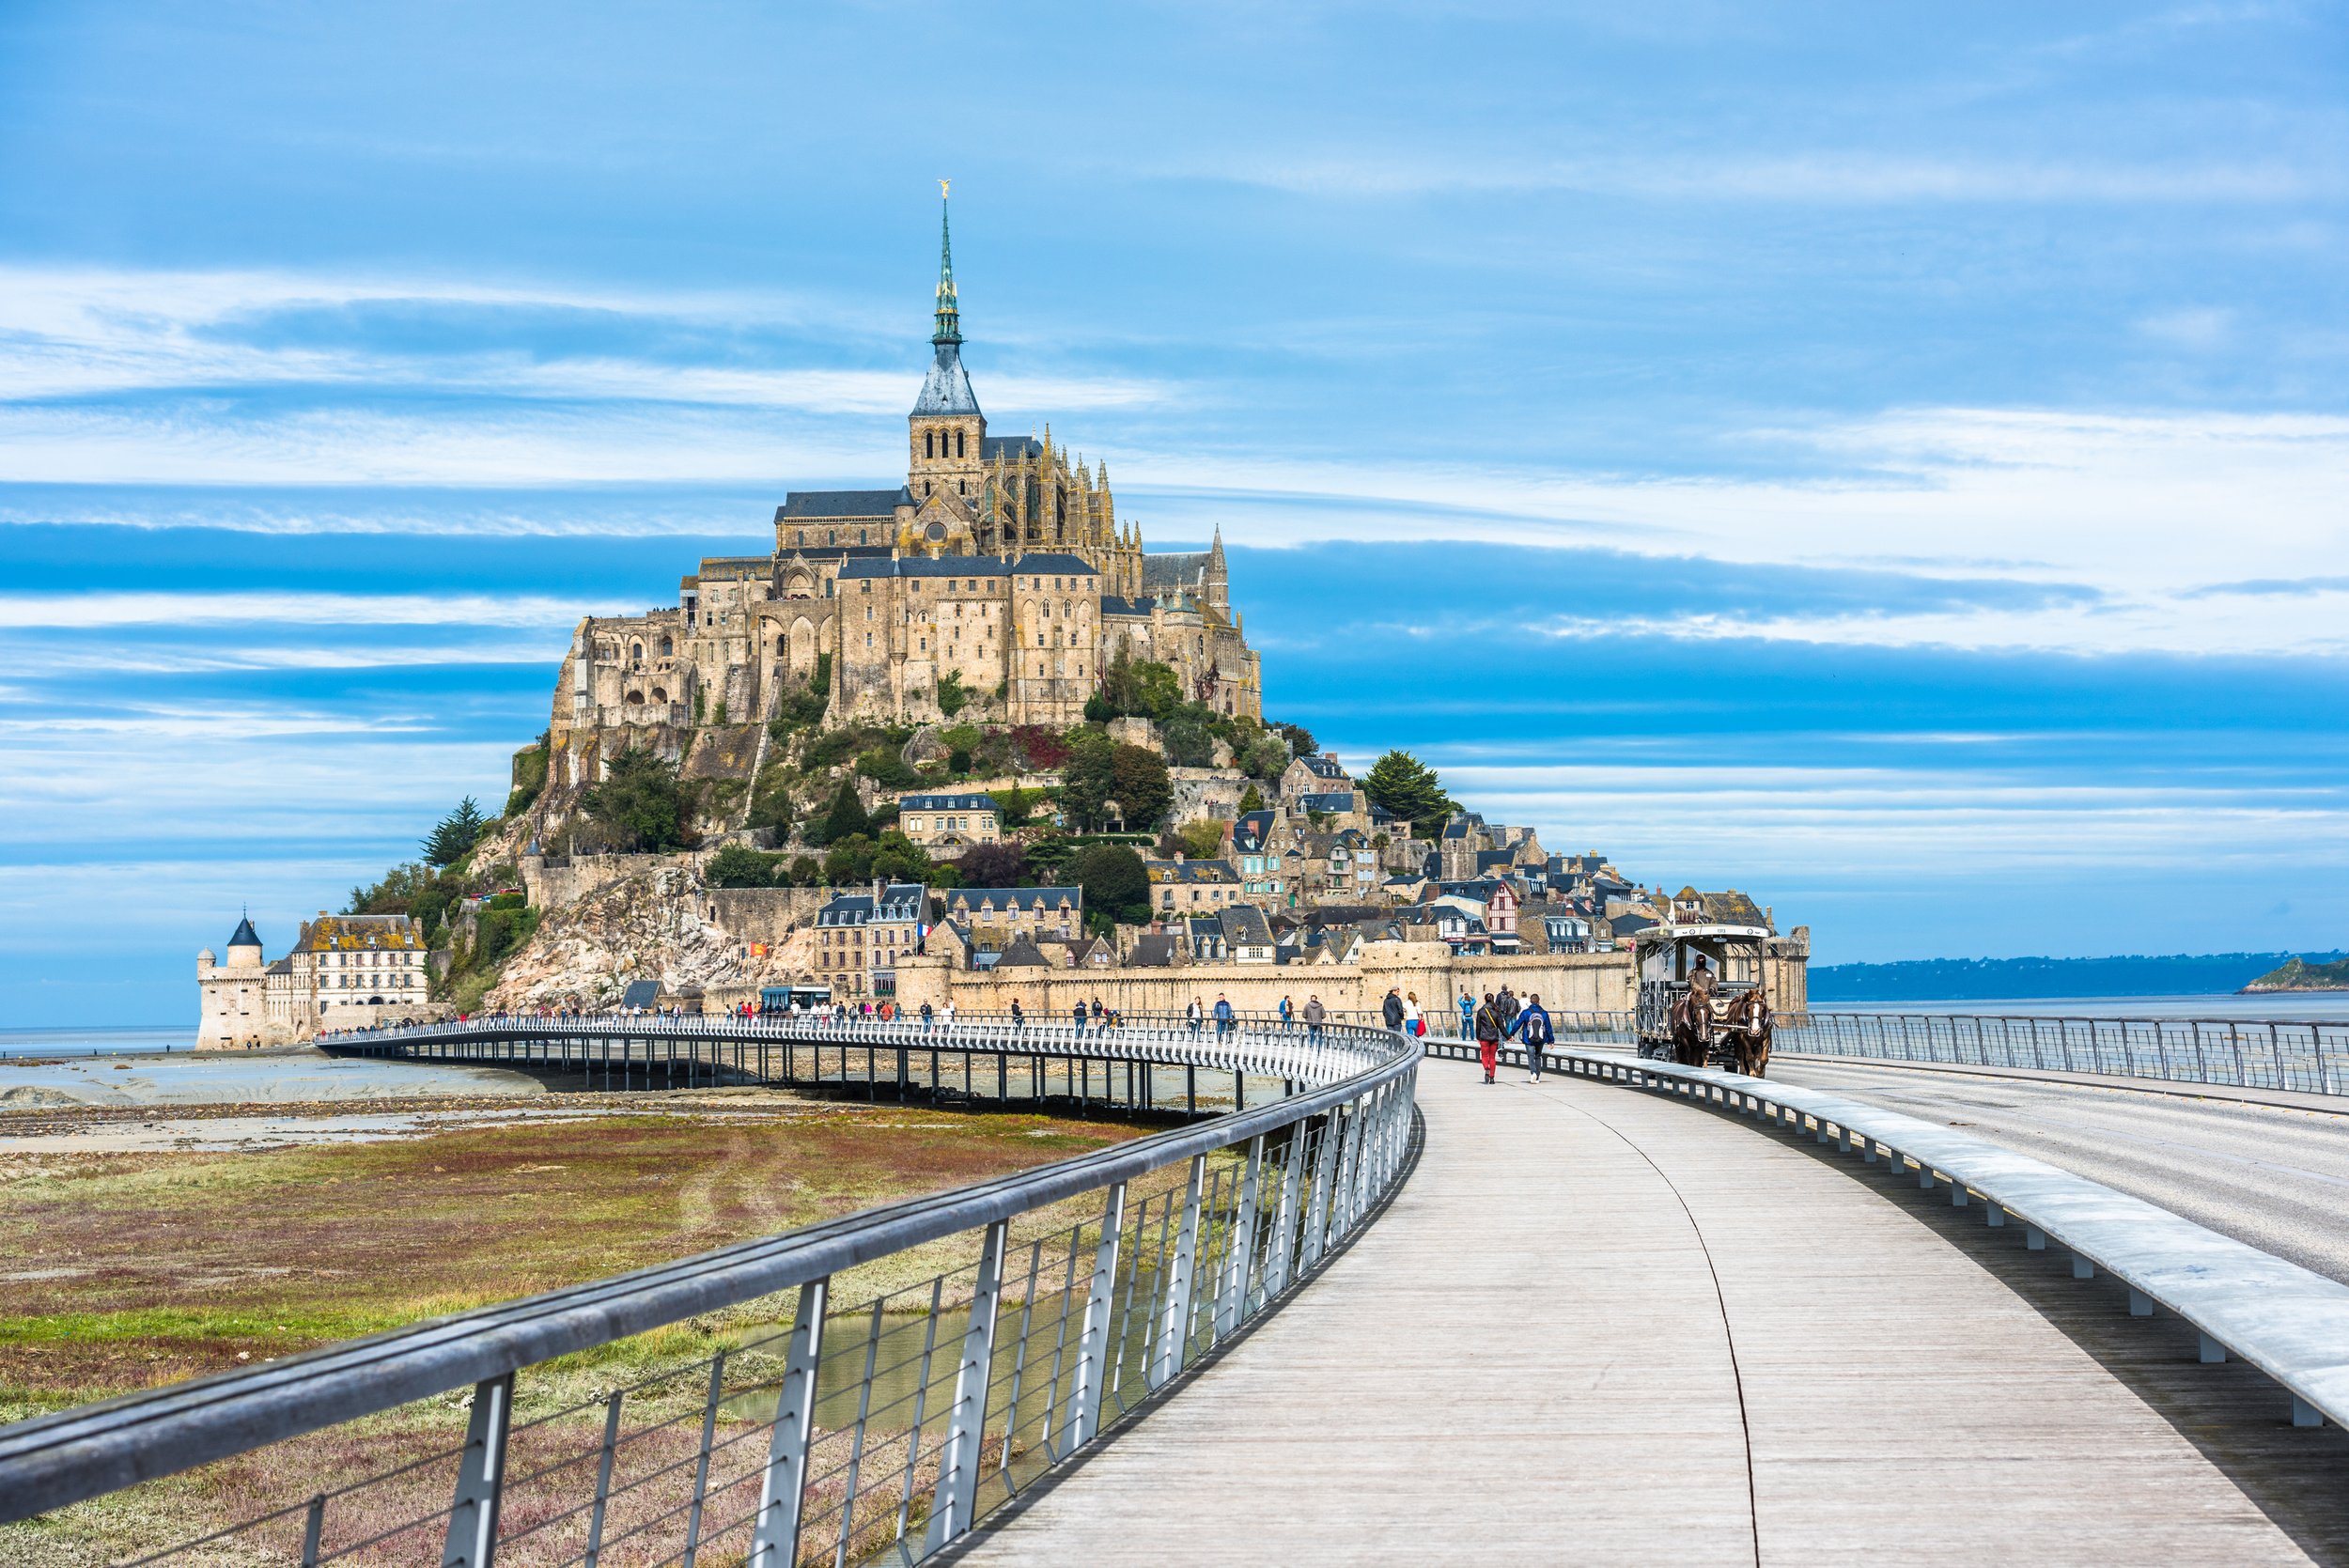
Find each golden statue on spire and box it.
[940,178,950,199]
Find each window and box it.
[925,431,935,458]
[956,429,966,458]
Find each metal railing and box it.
[1548,1047,2349,1433]
[0,1018,1421,1566]
[1775,1010,2349,1096]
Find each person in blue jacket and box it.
[1513,993,1555,1081]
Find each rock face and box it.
[487,866,813,1011]
[2241,955,2349,993]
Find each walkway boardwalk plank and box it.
[951,1066,2315,1566]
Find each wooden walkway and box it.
[950,1063,2320,1566]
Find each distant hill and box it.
[2243,956,2349,993]
[1810,951,2347,1003]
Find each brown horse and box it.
[1721,988,1773,1078]
[1669,989,1713,1067]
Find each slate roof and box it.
[1296,754,1349,781]
[1145,858,1239,885]
[1009,552,1098,576]
[996,937,1053,968]
[622,979,661,1008]
[1141,551,1211,589]
[981,434,1042,460]
[1299,791,1358,815]
[1098,595,1160,616]
[777,488,914,520]
[1232,810,1277,852]
[913,343,982,416]
[900,793,999,812]
[1126,933,1180,967]
[945,887,1082,914]
[837,554,1015,581]
[227,915,262,949]
[1220,905,1273,945]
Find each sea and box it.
[1812,994,2349,1023]
[0,1024,191,1060]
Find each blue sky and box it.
[2,2,2344,1023]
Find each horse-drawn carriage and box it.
[1634,921,1774,1076]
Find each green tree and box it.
[1068,843,1151,929]
[1240,737,1290,782]
[823,834,876,885]
[868,830,934,886]
[955,842,1030,887]
[806,779,870,846]
[745,768,793,834]
[1177,818,1226,860]
[1237,782,1267,815]
[786,854,820,887]
[583,750,692,851]
[1161,717,1215,767]
[1109,744,1174,830]
[1361,750,1455,836]
[506,738,551,818]
[706,844,778,888]
[422,798,490,867]
[1275,722,1317,756]
[936,671,971,718]
[1059,729,1117,830]
[856,746,918,788]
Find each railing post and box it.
[583,1390,622,1568]
[1300,1110,1342,1270]
[1217,1134,1266,1338]
[1063,1181,1126,1452]
[1152,1155,1208,1389]
[439,1373,513,1568]
[681,1351,727,1568]
[1259,1123,1308,1304]
[747,1277,827,1567]
[925,1220,1008,1553]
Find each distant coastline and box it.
[2240,956,2349,995]
[1811,951,2347,1004]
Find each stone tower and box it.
[908,190,986,504]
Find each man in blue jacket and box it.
[1213,992,1235,1043]
[1512,993,1555,1081]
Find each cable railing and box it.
[0,1017,1420,1567]
[1772,1010,2349,1096]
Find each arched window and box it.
[925,430,935,458]
[659,635,673,657]
[955,429,965,458]
[776,634,786,656]
[651,687,668,703]
[630,642,643,665]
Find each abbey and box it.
[550,205,1261,766]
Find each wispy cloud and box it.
[0,591,595,629]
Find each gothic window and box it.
[659,635,673,656]
[630,642,643,665]
[925,431,935,458]
[956,429,965,458]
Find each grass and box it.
[0,1094,1143,1420]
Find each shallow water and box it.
[0,1049,549,1109]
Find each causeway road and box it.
[1770,1057,2349,1285]
[952,1061,2341,1567]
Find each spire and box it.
[932,180,961,347]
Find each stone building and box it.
[546,198,1261,790]
[194,910,434,1047]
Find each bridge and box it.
[8,1015,2349,1564]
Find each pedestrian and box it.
[1517,992,1554,1081]
[1497,986,1520,1034]
[943,999,957,1027]
[1403,991,1423,1037]
[1186,997,1204,1037]
[1213,992,1235,1042]
[1303,994,1326,1045]
[1457,991,1475,1042]
[1071,999,1088,1038]
[1091,995,1105,1024]
[1381,987,1405,1032]
[1473,991,1503,1083]
[1010,998,1025,1033]
[1279,994,1295,1033]
[920,1001,934,1033]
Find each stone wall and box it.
[701,886,834,944]
[521,851,706,913]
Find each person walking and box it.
[1517,992,1554,1081]
[1403,991,1423,1037]
[1303,994,1327,1046]
[1009,998,1025,1033]
[1278,994,1295,1033]
[1213,993,1235,1043]
[1186,997,1204,1037]
[1472,992,1503,1083]
[1071,1000,1088,1038]
[919,1000,934,1034]
[1382,987,1405,1032]
[1497,986,1520,1035]
[942,999,956,1027]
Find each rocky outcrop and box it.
[486,865,814,1011]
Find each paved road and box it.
[1771,1057,2349,1285]
[955,1063,2318,1567]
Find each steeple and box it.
[931,182,961,348]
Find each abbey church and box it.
[550,204,1262,763]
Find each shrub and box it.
[583,749,693,852]
[706,844,778,888]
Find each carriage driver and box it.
[1688,954,1719,1009]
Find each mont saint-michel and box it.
[552,202,1261,784]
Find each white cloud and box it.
[2137,306,2237,349]
[0,591,593,629]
